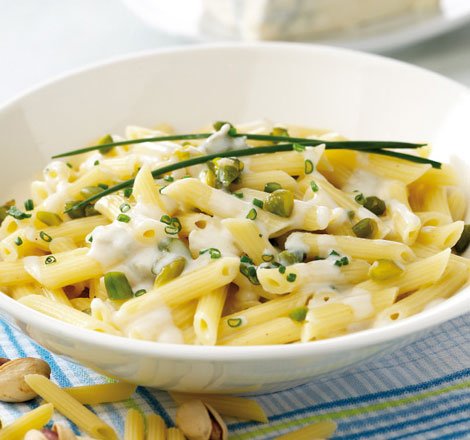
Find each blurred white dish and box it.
[121,0,470,52]
[0,43,469,393]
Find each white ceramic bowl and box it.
[0,43,469,393]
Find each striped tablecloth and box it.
[1,313,470,439]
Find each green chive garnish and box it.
[234,193,244,199]
[329,250,340,257]
[97,183,109,190]
[94,160,100,166]
[304,159,314,174]
[45,255,56,264]
[310,181,319,192]
[163,175,174,182]
[24,199,34,211]
[286,273,297,282]
[355,193,365,205]
[39,231,52,242]
[160,216,181,235]
[293,143,306,152]
[246,208,257,220]
[278,265,286,274]
[14,237,23,246]
[262,253,274,262]
[200,248,222,259]
[119,203,131,213]
[252,198,264,209]
[7,206,32,220]
[134,289,147,297]
[117,214,131,223]
[227,318,243,328]
[104,271,134,300]
[66,162,73,168]
[334,256,349,267]
[289,306,308,322]
[123,187,133,198]
[454,225,470,254]
[58,134,437,215]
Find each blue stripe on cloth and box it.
[136,386,174,427]
[0,319,27,357]
[332,405,470,439]
[387,417,470,440]
[228,368,470,431]
[338,391,470,431]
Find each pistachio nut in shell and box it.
[0,357,51,402]
[175,399,227,440]
[176,400,212,440]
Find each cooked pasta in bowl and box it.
[0,43,468,392]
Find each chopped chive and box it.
[14,237,23,246]
[123,187,133,198]
[117,214,131,223]
[134,289,147,297]
[162,217,182,235]
[39,231,52,242]
[304,159,314,174]
[94,160,100,166]
[227,318,243,328]
[261,253,274,262]
[334,256,349,267]
[293,143,306,152]
[329,250,340,257]
[354,193,365,205]
[66,162,73,168]
[252,198,264,209]
[24,199,34,211]
[278,265,286,274]
[310,181,319,192]
[264,182,282,193]
[97,183,109,190]
[7,206,32,220]
[119,203,131,213]
[240,255,253,264]
[246,208,257,220]
[160,215,171,225]
[454,224,470,254]
[200,248,222,259]
[104,271,133,300]
[183,175,191,179]
[163,175,174,182]
[289,306,308,322]
[88,236,93,242]
[159,185,168,194]
[234,192,244,199]
[259,234,263,237]
[286,273,297,282]
[45,255,56,264]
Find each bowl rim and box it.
[0,41,469,362]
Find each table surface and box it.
[1,0,469,106]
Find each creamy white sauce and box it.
[285,233,310,256]
[388,200,421,237]
[88,222,137,269]
[189,221,240,258]
[343,169,389,199]
[341,290,374,320]
[200,124,248,155]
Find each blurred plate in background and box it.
[121,0,470,52]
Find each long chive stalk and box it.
[64,142,440,214]
[52,133,425,159]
